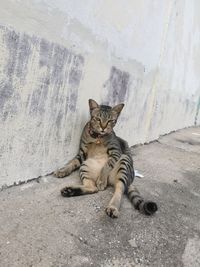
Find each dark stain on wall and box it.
[0,29,18,117]
[69,55,84,87]
[0,81,21,121]
[104,66,130,105]
[0,27,33,121]
[194,96,200,125]
[15,33,32,82]
[0,25,84,136]
[3,28,19,80]
[3,29,32,84]
[39,39,54,68]
[68,55,84,112]
[29,85,49,116]
[56,111,64,128]
[51,45,69,86]
[0,82,13,111]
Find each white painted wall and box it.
[0,0,200,187]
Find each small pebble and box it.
[128,239,138,248]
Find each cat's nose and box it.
[100,128,106,133]
[101,125,107,130]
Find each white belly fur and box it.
[85,143,108,181]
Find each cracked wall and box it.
[0,0,200,187]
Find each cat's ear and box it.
[89,99,99,111]
[112,103,124,115]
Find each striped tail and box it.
[127,185,158,215]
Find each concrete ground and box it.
[0,127,200,267]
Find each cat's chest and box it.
[87,142,108,159]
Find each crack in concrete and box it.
[0,171,54,192]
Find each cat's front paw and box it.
[96,167,109,190]
[54,167,70,178]
[54,169,67,178]
[105,205,119,218]
[96,176,107,191]
[54,169,68,178]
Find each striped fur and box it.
[55,99,157,218]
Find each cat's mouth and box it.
[99,131,108,137]
[99,128,108,135]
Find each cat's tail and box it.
[127,184,158,215]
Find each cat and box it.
[55,99,157,218]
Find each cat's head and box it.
[88,99,124,136]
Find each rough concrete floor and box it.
[0,127,200,267]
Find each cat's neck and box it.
[86,122,113,140]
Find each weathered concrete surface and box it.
[0,25,85,187]
[0,0,200,187]
[0,127,199,267]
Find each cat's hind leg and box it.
[105,180,124,218]
[106,154,133,218]
[61,179,98,197]
[60,159,101,197]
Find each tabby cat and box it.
[55,99,157,218]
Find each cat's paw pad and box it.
[105,205,119,218]
[61,187,82,197]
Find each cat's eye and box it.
[109,119,116,124]
[92,117,100,122]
